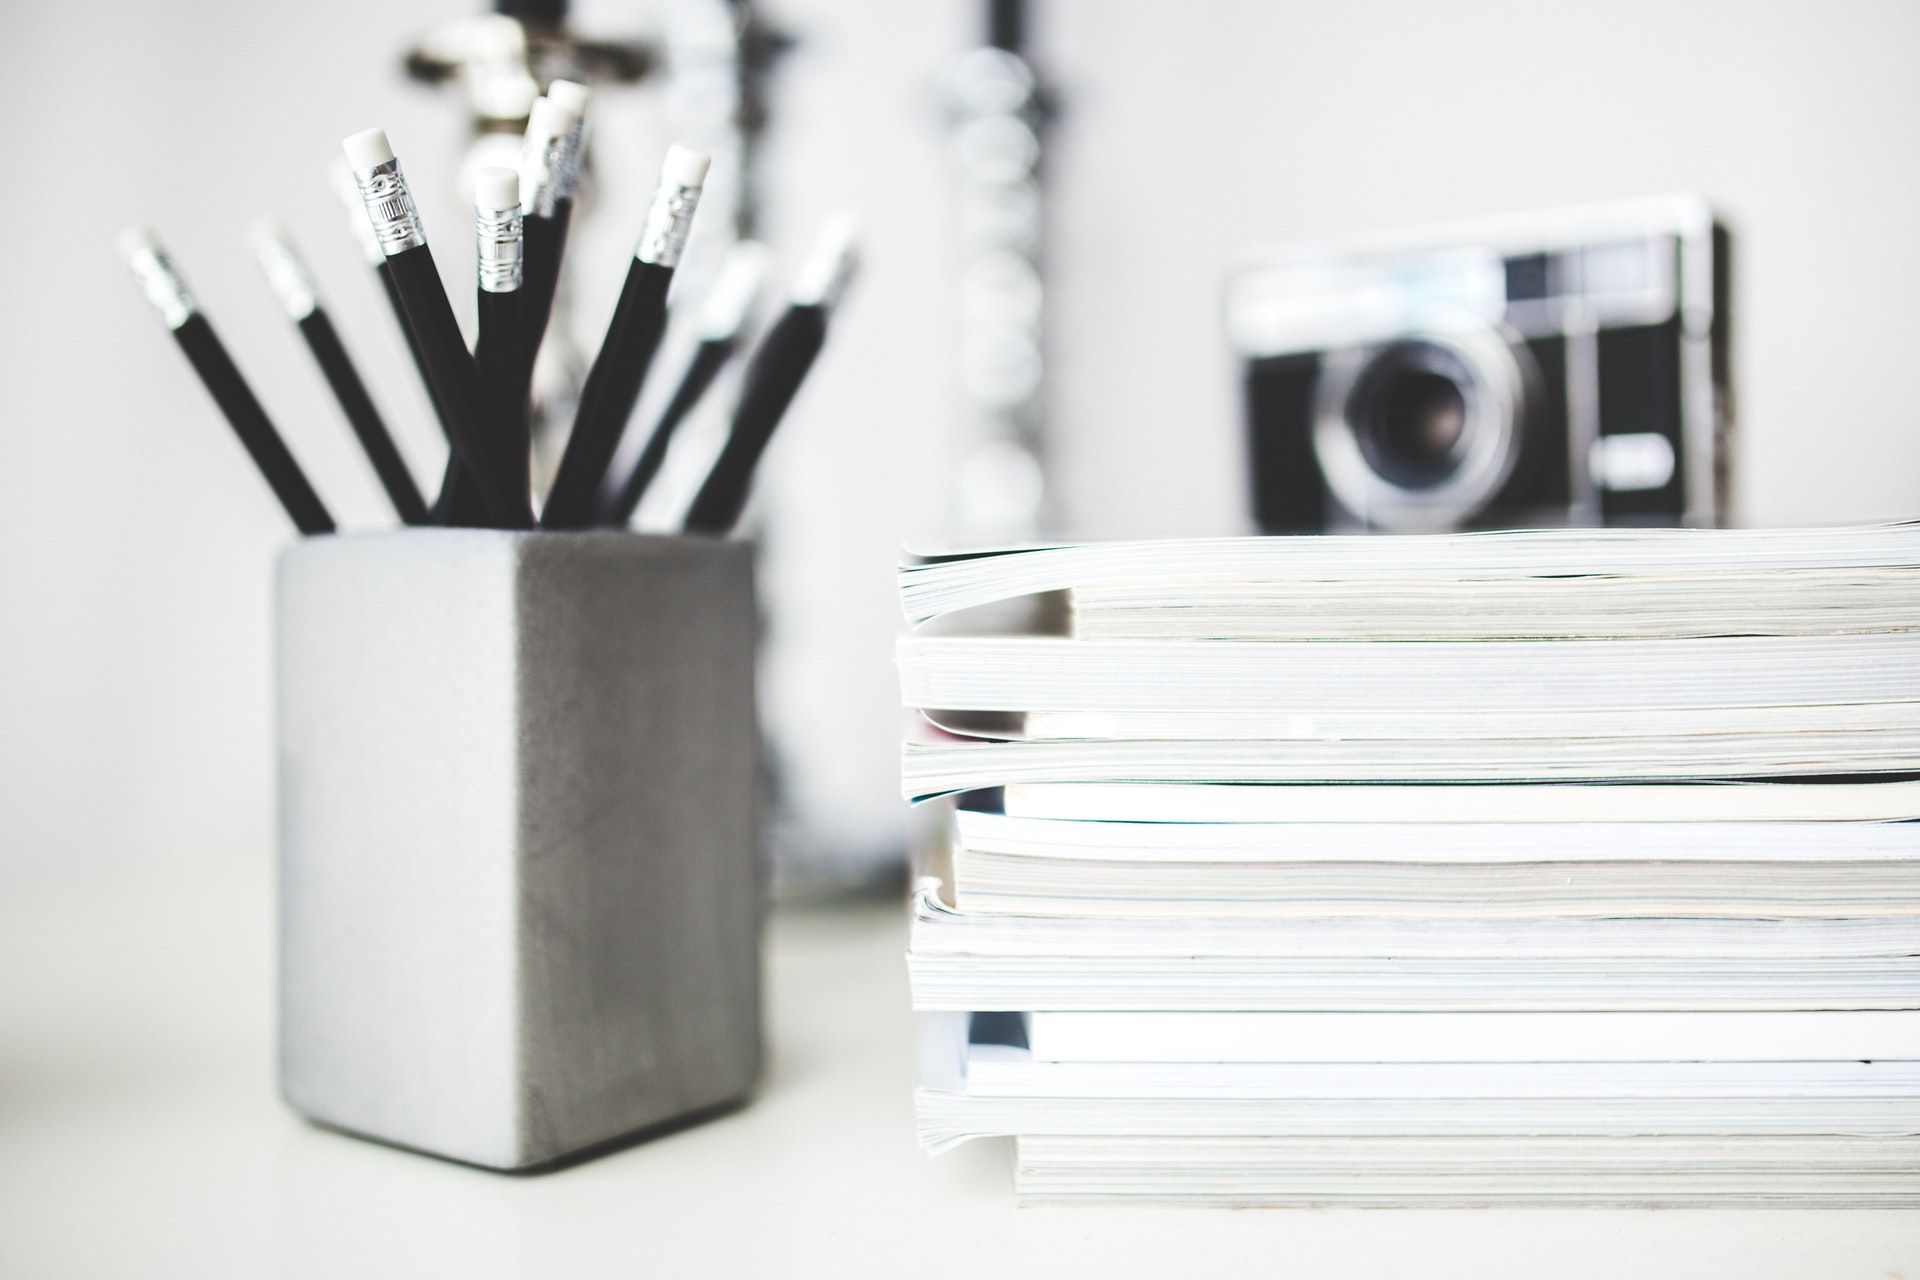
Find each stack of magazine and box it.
[898,525,1920,1206]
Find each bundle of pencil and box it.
[121,83,856,540]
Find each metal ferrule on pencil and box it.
[634,180,704,268]
[521,130,571,218]
[475,203,524,294]
[557,120,588,200]
[351,158,428,256]
[253,232,319,321]
[333,163,387,267]
[125,241,197,330]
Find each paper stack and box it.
[898,525,1920,1206]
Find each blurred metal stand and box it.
[645,0,790,489]
[947,0,1055,542]
[904,1,1064,900]
[660,0,789,247]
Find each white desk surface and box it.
[3,856,1917,1279]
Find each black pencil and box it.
[541,145,710,529]
[337,149,468,521]
[596,240,769,527]
[120,227,335,535]
[342,127,526,528]
[683,218,858,536]
[251,223,428,524]
[521,82,588,373]
[436,168,534,527]
[333,160,461,460]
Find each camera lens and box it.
[1349,342,1475,490]
[1371,371,1468,486]
[1312,325,1529,531]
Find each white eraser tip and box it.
[116,225,162,263]
[526,96,574,141]
[815,211,860,248]
[807,213,860,270]
[792,214,860,306]
[721,238,774,283]
[474,166,522,211]
[546,78,590,117]
[696,240,773,337]
[660,144,711,188]
[341,127,395,170]
[248,218,291,252]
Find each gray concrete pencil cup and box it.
[274,530,763,1171]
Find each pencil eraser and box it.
[248,218,291,253]
[791,214,860,308]
[546,78,590,117]
[115,225,163,264]
[660,144,711,189]
[474,166,522,212]
[526,96,574,142]
[342,127,396,171]
[695,240,772,339]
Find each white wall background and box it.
[5,0,1919,885]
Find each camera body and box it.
[1228,195,1731,532]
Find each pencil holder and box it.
[274,530,762,1171]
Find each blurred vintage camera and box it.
[1228,195,1731,532]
